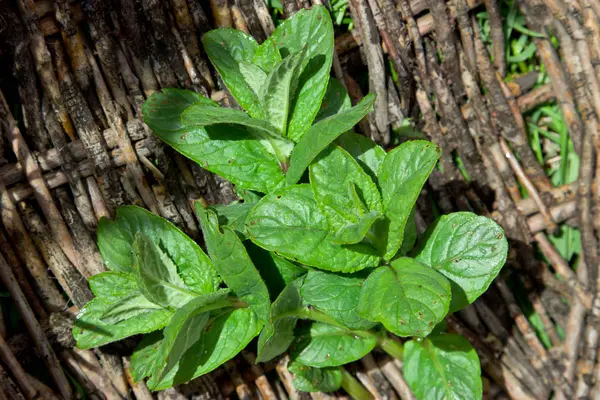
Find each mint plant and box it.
[73,6,508,399]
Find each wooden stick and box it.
[0,251,72,399]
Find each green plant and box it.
[73,6,508,399]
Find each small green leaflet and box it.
[245,184,380,273]
[74,272,171,349]
[143,89,285,193]
[373,141,441,260]
[130,332,162,382]
[404,334,482,400]
[310,145,383,245]
[336,132,386,183]
[315,78,352,122]
[239,62,267,96]
[286,94,376,185]
[151,290,231,383]
[133,233,199,308]
[74,301,171,349]
[301,269,375,330]
[261,48,307,135]
[97,204,219,294]
[290,323,377,367]
[256,278,304,363]
[414,212,508,312]
[265,5,334,141]
[99,292,163,324]
[181,102,294,164]
[288,361,342,393]
[399,206,418,256]
[358,258,451,337]
[252,39,282,72]
[202,29,264,119]
[197,206,270,325]
[150,308,260,390]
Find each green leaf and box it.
[357,258,451,337]
[399,207,417,256]
[197,206,271,325]
[246,242,307,300]
[310,146,383,244]
[151,290,232,382]
[208,202,254,239]
[315,78,352,122]
[414,212,508,312]
[130,332,162,382]
[288,361,342,392]
[202,29,263,118]
[253,39,282,72]
[133,233,199,308]
[286,94,376,184]
[88,271,137,298]
[403,334,482,400]
[150,308,260,390]
[300,269,375,330]
[373,141,441,260]
[239,61,267,96]
[266,5,334,141]
[143,89,285,193]
[73,299,172,349]
[290,323,377,367]
[97,205,220,294]
[256,278,304,363]
[181,102,294,163]
[336,132,386,182]
[261,48,307,135]
[99,292,163,324]
[246,184,380,273]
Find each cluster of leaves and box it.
[73,6,508,399]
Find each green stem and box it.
[340,368,373,400]
[378,335,404,361]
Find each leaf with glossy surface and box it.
[99,292,164,324]
[73,299,172,349]
[290,323,377,367]
[310,146,383,244]
[239,61,267,96]
[197,206,270,324]
[300,269,375,330]
[266,5,334,141]
[374,141,441,260]
[286,94,376,185]
[336,132,386,182]
[261,48,307,135]
[253,39,282,72]
[150,308,260,390]
[256,278,304,363]
[98,204,219,294]
[181,102,294,163]
[246,185,380,273]
[143,89,285,193]
[288,361,342,392]
[403,334,482,400]
[358,258,451,337]
[202,29,263,118]
[414,212,508,311]
[133,233,199,308]
[151,290,231,382]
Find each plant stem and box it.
[379,335,404,361]
[340,368,373,400]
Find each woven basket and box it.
[0,0,598,398]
